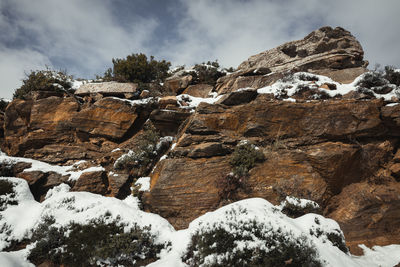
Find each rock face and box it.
[75,82,138,96]
[2,26,399,256]
[143,96,400,253]
[216,26,368,94]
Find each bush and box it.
[309,217,348,253]
[105,53,171,84]
[0,179,17,211]
[229,141,265,178]
[182,218,323,267]
[114,126,160,171]
[384,65,400,86]
[191,60,226,85]
[13,68,72,100]
[280,197,321,218]
[28,216,168,267]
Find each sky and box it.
[1,0,400,99]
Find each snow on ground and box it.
[135,177,151,192]
[1,177,399,266]
[0,151,104,181]
[257,72,400,101]
[176,94,223,110]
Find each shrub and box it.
[28,217,168,267]
[0,99,10,112]
[280,196,321,218]
[114,125,160,171]
[229,141,265,178]
[182,218,323,267]
[297,73,319,82]
[191,60,226,85]
[309,217,348,253]
[13,68,72,100]
[0,179,17,211]
[384,65,400,86]
[105,53,171,84]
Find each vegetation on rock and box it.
[13,68,72,100]
[28,216,168,267]
[191,60,226,85]
[182,211,323,267]
[102,53,171,85]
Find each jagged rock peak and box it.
[237,26,368,73]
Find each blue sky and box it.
[1,0,400,99]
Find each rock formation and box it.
[1,26,399,256]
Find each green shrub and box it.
[104,53,171,84]
[191,60,226,85]
[13,68,72,100]
[28,216,168,267]
[309,217,348,253]
[280,197,321,218]
[229,141,265,177]
[0,179,17,211]
[114,126,160,171]
[182,219,323,267]
[384,65,400,86]
[0,99,10,112]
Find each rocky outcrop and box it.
[74,82,138,97]
[216,26,368,94]
[143,96,400,253]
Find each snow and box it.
[111,148,121,152]
[1,182,400,266]
[176,94,223,110]
[256,71,400,102]
[0,151,104,182]
[110,96,159,106]
[279,195,320,210]
[135,177,151,192]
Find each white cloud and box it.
[164,0,400,70]
[0,46,51,99]
[0,0,158,98]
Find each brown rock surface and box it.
[143,94,400,253]
[72,171,109,195]
[216,26,368,94]
[182,84,213,98]
[164,74,192,95]
[71,97,139,140]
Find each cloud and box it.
[0,0,158,98]
[0,46,51,99]
[164,0,400,70]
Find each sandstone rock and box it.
[182,84,213,98]
[74,82,138,96]
[164,75,192,95]
[159,96,177,109]
[217,89,258,106]
[140,90,150,98]
[108,172,131,198]
[71,97,139,140]
[149,109,192,136]
[389,163,400,178]
[215,27,367,94]
[17,171,69,201]
[187,142,230,158]
[238,27,366,73]
[325,181,400,254]
[3,97,78,156]
[72,171,108,195]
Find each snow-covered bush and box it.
[13,67,73,100]
[191,61,226,85]
[114,126,160,171]
[182,208,323,267]
[28,216,169,267]
[0,179,17,211]
[280,196,321,218]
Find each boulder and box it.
[74,82,138,96]
[216,89,258,106]
[164,75,192,95]
[71,97,139,140]
[182,84,213,98]
[216,26,368,94]
[71,171,108,195]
